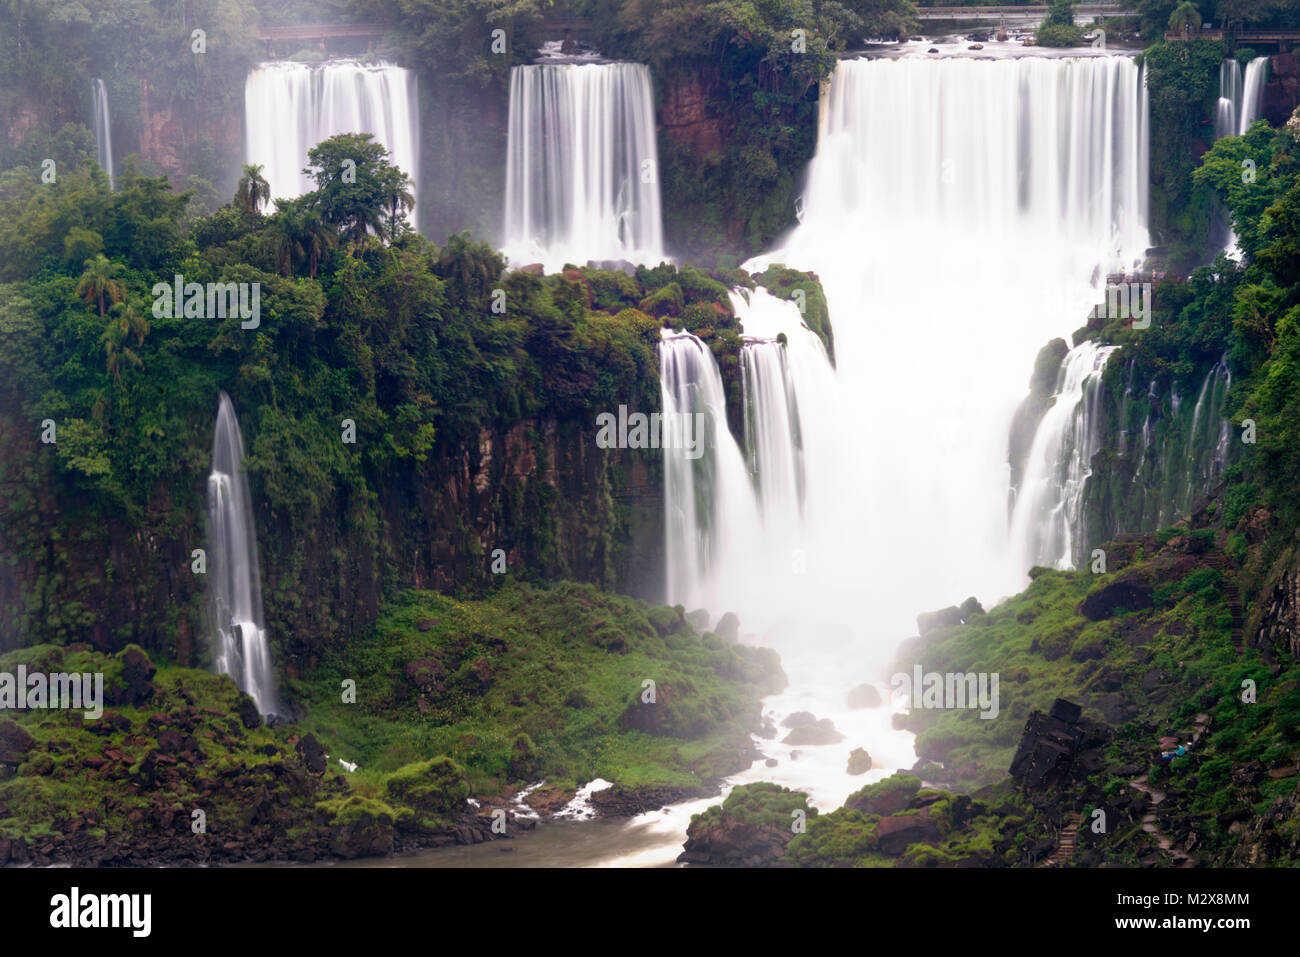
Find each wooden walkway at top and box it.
[1166,28,1300,48]
[254,23,389,57]
[255,24,388,41]
[917,4,1137,19]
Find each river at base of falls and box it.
[306,643,916,867]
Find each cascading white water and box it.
[208,392,276,717]
[659,289,919,813]
[1216,59,1242,140]
[660,332,760,615]
[1240,57,1269,134]
[244,60,419,210]
[1218,57,1269,254]
[661,289,850,627]
[504,62,664,271]
[92,78,114,188]
[638,53,1151,824]
[722,54,1149,658]
[1009,342,1118,569]
[1191,356,1233,485]
[742,340,805,523]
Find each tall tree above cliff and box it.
[303,133,414,248]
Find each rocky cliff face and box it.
[0,411,664,669]
[138,74,244,189]
[1248,532,1300,660]
[659,71,726,156]
[1263,53,1300,127]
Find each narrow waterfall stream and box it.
[92,78,114,188]
[208,392,277,717]
[1216,58,1243,140]
[1009,342,1119,570]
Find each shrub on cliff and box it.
[385,757,471,821]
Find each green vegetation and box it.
[291,581,786,795]
[692,781,817,831]
[885,520,1300,864]
[0,642,348,859]
[1035,0,1087,46]
[0,580,785,862]
[0,137,827,662]
[893,546,1239,791]
[1143,39,1226,266]
[689,775,1053,868]
[1191,118,1300,530]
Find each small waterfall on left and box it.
[92,78,114,188]
[207,392,276,717]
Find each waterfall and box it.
[504,62,664,271]
[1216,57,1267,139]
[92,79,114,188]
[244,60,419,212]
[1240,57,1269,134]
[742,340,805,521]
[662,288,849,632]
[1216,59,1242,140]
[1218,57,1269,254]
[707,53,1151,649]
[1190,357,1233,483]
[1009,342,1118,569]
[207,392,276,717]
[1038,355,1236,551]
[660,332,759,614]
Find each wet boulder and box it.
[847,684,882,709]
[781,718,844,746]
[847,748,873,775]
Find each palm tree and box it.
[383,176,415,243]
[101,324,141,383]
[235,163,271,231]
[269,200,336,278]
[1169,1,1202,38]
[296,206,334,278]
[437,232,505,303]
[75,254,126,317]
[267,212,301,278]
[110,298,150,346]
